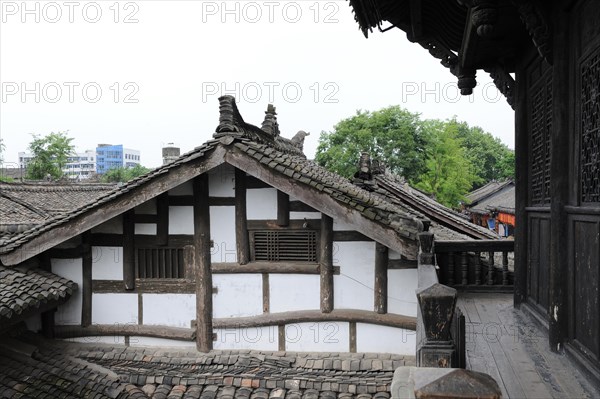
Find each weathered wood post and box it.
[416,223,459,368]
[320,214,334,313]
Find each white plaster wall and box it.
[130,337,196,348]
[247,188,277,219]
[209,164,235,197]
[92,293,138,324]
[210,206,237,263]
[290,212,321,220]
[169,206,194,234]
[169,181,193,196]
[213,274,263,318]
[213,326,278,351]
[333,241,375,311]
[333,219,356,231]
[387,269,418,317]
[135,223,157,235]
[52,258,82,325]
[91,215,122,234]
[134,198,157,214]
[269,275,320,313]
[92,246,123,280]
[143,294,196,328]
[356,323,416,355]
[284,322,350,352]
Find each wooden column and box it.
[157,193,169,246]
[514,61,529,305]
[235,168,250,265]
[549,7,569,352]
[123,210,135,290]
[374,242,388,314]
[320,214,334,313]
[194,174,213,352]
[277,190,290,226]
[81,231,93,327]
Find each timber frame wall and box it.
[42,164,419,354]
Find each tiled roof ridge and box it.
[466,179,514,204]
[214,95,306,157]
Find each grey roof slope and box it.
[0,334,413,399]
[470,184,515,214]
[466,180,513,205]
[0,265,77,331]
[350,155,498,240]
[0,97,423,260]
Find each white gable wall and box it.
[52,258,83,325]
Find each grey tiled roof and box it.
[0,265,77,330]
[470,184,515,214]
[466,180,513,205]
[0,335,414,398]
[1,97,423,259]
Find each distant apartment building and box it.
[18,150,97,180]
[95,144,140,174]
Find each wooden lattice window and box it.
[251,230,318,262]
[136,247,185,278]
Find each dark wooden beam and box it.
[133,214,158,223]
[549,8,568,352]
[374,242,388,314]
[289,201,317,213]
[157,193,169,246]
[194,173,213,352]
[247,219,321,231]
[41,310,55,339]
[320,214,334,313]
[262,273,270,313]
[388,258,418,269]
[92,279,196,294]
[235,168,250,265]
[81,231,93,327]
[211,262,340,275]
[408,0,422,41]
[277,190,290,226]
[46,246,84,259]
[333,231,373,242]
[91,233,123,246]
[246,175,271,188]
[54,324,194,341]
[434,240,515,253]
[212,309,416,330]
[123,210,135,290]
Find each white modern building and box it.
[18,150,97,180]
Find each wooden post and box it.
[320,214,334,313]
[123,210,135,290]
[235,168,250,265]
[460,252,468,286]
[487,251,495,285]
[277,190,290,227]
[502,251,509,286]
[447,252,455,286]
[474,252,481,285]
[374,242,388,314]
[262,273,270,313]
[194,174,213,352]
[514,60,529,306]
[157,193,169,246]
[549,6,568,352]
[81,231,93,327]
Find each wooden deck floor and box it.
[458,293,600,399]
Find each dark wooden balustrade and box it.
[435,240,514,292]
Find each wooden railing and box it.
[415,229,465,368]
[435,239,514,291]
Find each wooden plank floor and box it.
[458,293,600,399]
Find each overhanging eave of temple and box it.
[348,0,553,109]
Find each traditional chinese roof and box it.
[351,154,498,240]
[468,182,515,215]
[347,0,551,108]
[466,180,513,205]
[0,97,424,265]
[0,182,117,242]
[0,265,77,333]
[0,334,414,399]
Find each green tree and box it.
[315,106,428,181]
[26,132,75,180]
[414,121,480,207]
[454,121,515,186]
[101,164,150,183]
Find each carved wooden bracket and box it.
[513,0,553,64]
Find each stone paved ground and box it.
[2,332,415,399]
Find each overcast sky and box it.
[0,0,514,168]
